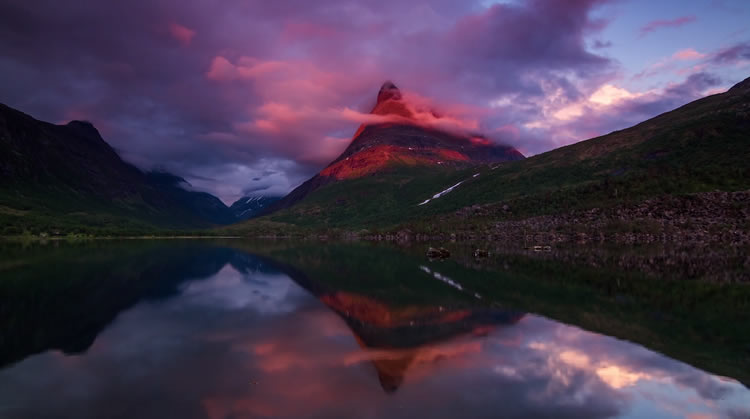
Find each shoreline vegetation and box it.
[3,188,749,283]
[4,187,749,283]
[4,188,748,243]
[3,210,749,285]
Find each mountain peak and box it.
[66,120,104,141]
[372,81,411,118]
[377,81,402,104]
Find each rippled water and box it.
[0,240,748,418]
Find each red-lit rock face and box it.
[270,81,525,210]
[320,291,472,328]
[318,82,522,180]
[320,145,470,180]
[316,290,524,393]
[319,120,522,181]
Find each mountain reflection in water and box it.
[0,241,748,419]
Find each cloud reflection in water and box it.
[0,261,747,419]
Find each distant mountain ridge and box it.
[145,171,236,225]
[229,196,280,220]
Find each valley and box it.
[1,78,749,258]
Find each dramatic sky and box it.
[0,0,748,203]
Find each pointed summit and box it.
[66,120,104,142]
[377,81,402,104]
[372,81,411,118]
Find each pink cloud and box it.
[227,82,486,166]
[11,0,745,199]
[205,56,236,81]
[230,95,482,166]
[339,93,481,134]
[634,48,709,80]
[205,56,290,82]
[168,22,196,46]
[676,63,709,76]
[673,48,705,61]
[202,53,489,166]
[639,16,696,37]
[281,21,340,42]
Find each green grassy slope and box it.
[0,185,222,236]
[263,165,470,229]
[422,83,750,218]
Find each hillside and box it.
[418,76,750,216]
[144,172,235,225]
[0,104,235,235]
[232,76,750,234]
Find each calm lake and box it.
[0,240,748,419]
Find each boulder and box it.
[427,247,451,259]
[473,249,489,258]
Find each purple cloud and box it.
[0,1,744,202]
[639,15,696,37]
[519,72,725,153]
[711,42,750,64]
[0,0,622,202]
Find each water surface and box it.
[0,240,748,419]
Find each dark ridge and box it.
[728,76,750,93]
[0,102,236,228]
[65,120,103,142]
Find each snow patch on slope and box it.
[417,172,481,206]
[418,180,464,206]
[420,265,482,299]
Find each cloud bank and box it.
[0,0,746,202]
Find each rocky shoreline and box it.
[363,190,750,246]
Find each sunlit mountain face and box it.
[269,81,524,210]
[317,81,525,181]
